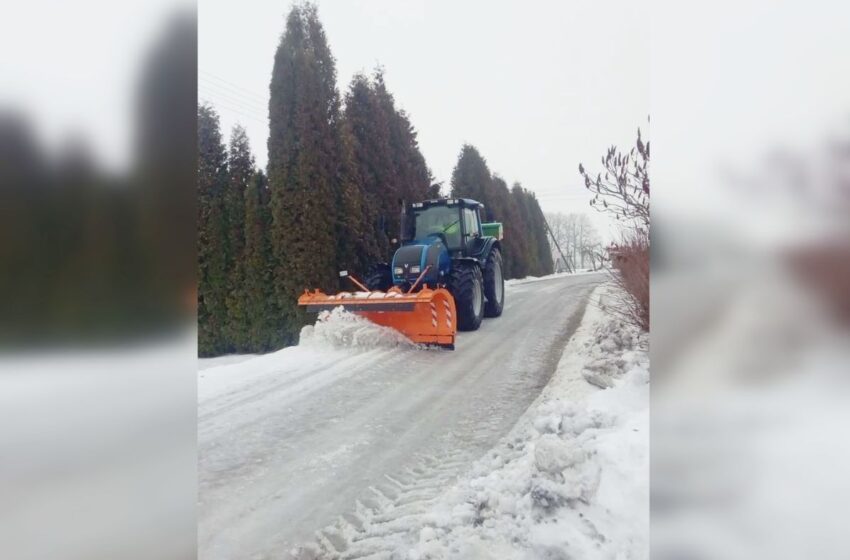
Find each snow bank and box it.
[506,270,605,287]
[198,308,416,402]
[198,353,258,371]
[405,284,649,559]
[299,307,416,350]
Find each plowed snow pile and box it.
[198,308,414,403]
[300,307,416,350]
[401,284,649,559]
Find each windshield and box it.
[412,206,462,248]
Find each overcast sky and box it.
[199,0,649,241]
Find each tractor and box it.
[298,198,505,348]
[365,198,504,330]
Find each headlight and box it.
[394,267,403,275]
[410,266,421,274]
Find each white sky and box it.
[199,0,649,242]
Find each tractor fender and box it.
[452,256,482,268]
[475,237,501,262]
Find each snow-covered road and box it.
[198,273,604,559]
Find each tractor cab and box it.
[389,198,497,289]
[402,198,483,256]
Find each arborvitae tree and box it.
[223,125,254,349]
[268,3,346,345]
[509,183,531,278]
[198,104,230,356]
[426,182,443,199]
[341,73,396,261]
[341,70,432,263]
[526,190,554,275]
[450,144,493,204]
[449,144,554,279]
[240,171,283,351]
[336,131,377,275]
[373,72,431,204]
[490,175,523,278]
[508,185,554,277]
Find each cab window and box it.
[413,206,462,249]
[463,208,479,238]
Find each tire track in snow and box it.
[291,280,598,559]
[198,273,604,559]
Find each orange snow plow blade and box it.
[298,286,457,349]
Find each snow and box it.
[397,284,649,559]
[325,290,403,300]
[197,309,412,404]
[300,307,417,349]
[198,353,258,371]
[506,270,607,287]
[274,282,648,559]
[197,272,609,559]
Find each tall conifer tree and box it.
[342,73,397,259]
[373,72,431,204]
[450,144,493,204]
[268,3,345,344]
[341,70,432,262]
[241,171,282,351]
[508,183,530,278]
[198,104,230,356]
[224,125,254,348]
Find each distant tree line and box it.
[197,3,552,356]
[545,212,605,272]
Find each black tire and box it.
[449,262,484,331]
[364,263,392,291]
[483,248,505,318]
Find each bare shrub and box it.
[578,124,650,331]
[608,230,650,331]
[579,127,649,231]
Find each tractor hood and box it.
[391,237,449,287]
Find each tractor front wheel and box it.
[449,262,484,331]
[365,263,392,291]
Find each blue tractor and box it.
[365,198,505,331]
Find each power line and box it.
[199,96,266,124]
[199,69,267,102]
[198,86,266,117]
[199,96,267,127]
[199,78,268,112]
[199,84,267,114]
[541,214,572,273]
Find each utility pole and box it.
[542,215,572,273]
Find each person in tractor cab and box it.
[413,205,462,248]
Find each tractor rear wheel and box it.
[365,263,392,291]
[483,248,504,318]
[449,262,484,331]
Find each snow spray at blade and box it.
[297,270,457,349]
